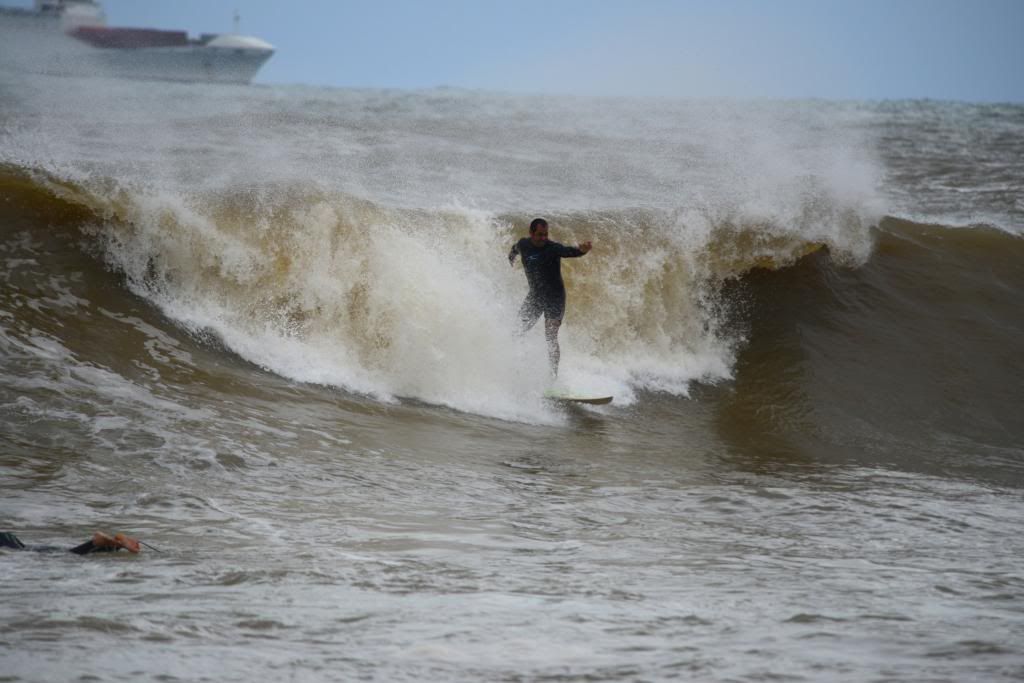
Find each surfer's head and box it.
[529,218,549,246]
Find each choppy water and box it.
[1,71,1023,682]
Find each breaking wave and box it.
[1,162,880,419]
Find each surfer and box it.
[508,217,592,377]
[0,531,142,555]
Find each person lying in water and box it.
[0,531,142,555]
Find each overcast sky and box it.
[8,0,1024,101]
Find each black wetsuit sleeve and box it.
[554,243,585,258]
[69,539,120,555]
[508,240,521,266]
[69,539,98,555]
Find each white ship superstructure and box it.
[0,1,274,84]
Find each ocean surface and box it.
[1,71,1023,682]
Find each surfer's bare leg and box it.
[545,317,562,378]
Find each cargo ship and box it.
[0,0,274,84]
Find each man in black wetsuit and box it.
[0,531,141,555]
[508,217,592,377]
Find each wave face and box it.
[716,217,1024,483]
[0,79,889,419]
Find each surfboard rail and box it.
[543,390,613,405]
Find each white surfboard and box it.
[543,390,613,405]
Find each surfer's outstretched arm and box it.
[554,241,592,258]
[508,243,519,267]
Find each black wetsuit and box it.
[509,238,584,329]
[0,532,119,555]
